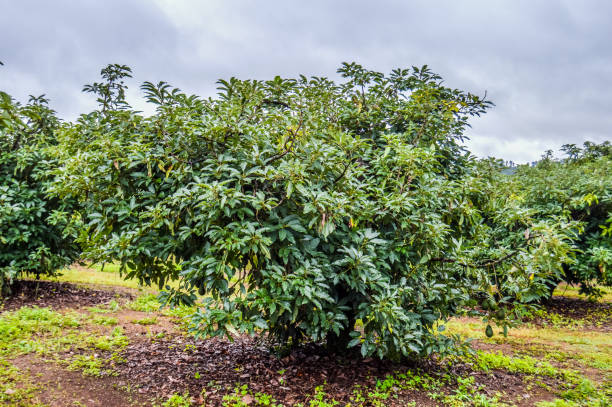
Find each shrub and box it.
[53,63,573,359]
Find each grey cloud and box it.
[1,0,183,116]
[1,0,610,162]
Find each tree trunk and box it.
[326,313,356,354]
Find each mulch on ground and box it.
[534,296,612,331]
[118,335,554,406]
[0,280,132,312]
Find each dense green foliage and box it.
[48,63,577,359]
[461,159,580,303]
[0,93,81,295]
[511,142,612,298]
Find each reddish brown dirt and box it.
[463,369,556,406]
[0,280,133,312]
[115,309,182,339]
[10,355,148,407]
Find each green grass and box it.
[474,350,565,378]
[131,316,158,326]
[67,354,106,377]
[446,317,612,373]
[553,283,612,302]
[127,293,161,312]
[0,305,129,382]
[92,315,118,326]
[0,306,128,357]
[445,316,611,407]
[535,376,609,407]
[156,392,192,407]
[469,351,609,406]
[0,307,82,357]
[36,263,181,292]
[127,293,195,330]
[0,305,134,405]
[0,359,43,407]
[38,265,148,290]
[7,266,612,406]
[217,371,510,407]
[86,326,129,351]
[92,263,123,274]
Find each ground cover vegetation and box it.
[0,270,609,406]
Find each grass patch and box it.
[471,351,610,407]
[157,392,192,407]
[222,384,283,407]
[0,306,82,357]
[132,316,158,326]
[93,263,123,274]
[0,360,42,406]
[446,318,612,373]
[38,266,148,290]
[474,350,562,377]
[92,315,118,326]
[127,294,161,312]
[447,312,611,406]
[87,327,129,351]
[127,293,196,331]
[536,376,610,406]
[67,354,106,377]
[87,306,113,314]
[0,305,129,383]
[553,283,612,302]
[87,300,120,314]
[160,304,196,332]
[36,263,181,293]
[216,370,509,407]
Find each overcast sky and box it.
[1,0,611,162]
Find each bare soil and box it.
[10,354,148,407]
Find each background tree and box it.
[511,142,612,298]
[0,92,81,295]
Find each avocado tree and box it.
[511,143,612,298]
[52,63,574,359]
[0,92,81,295]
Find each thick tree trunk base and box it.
[325,316,356,354]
